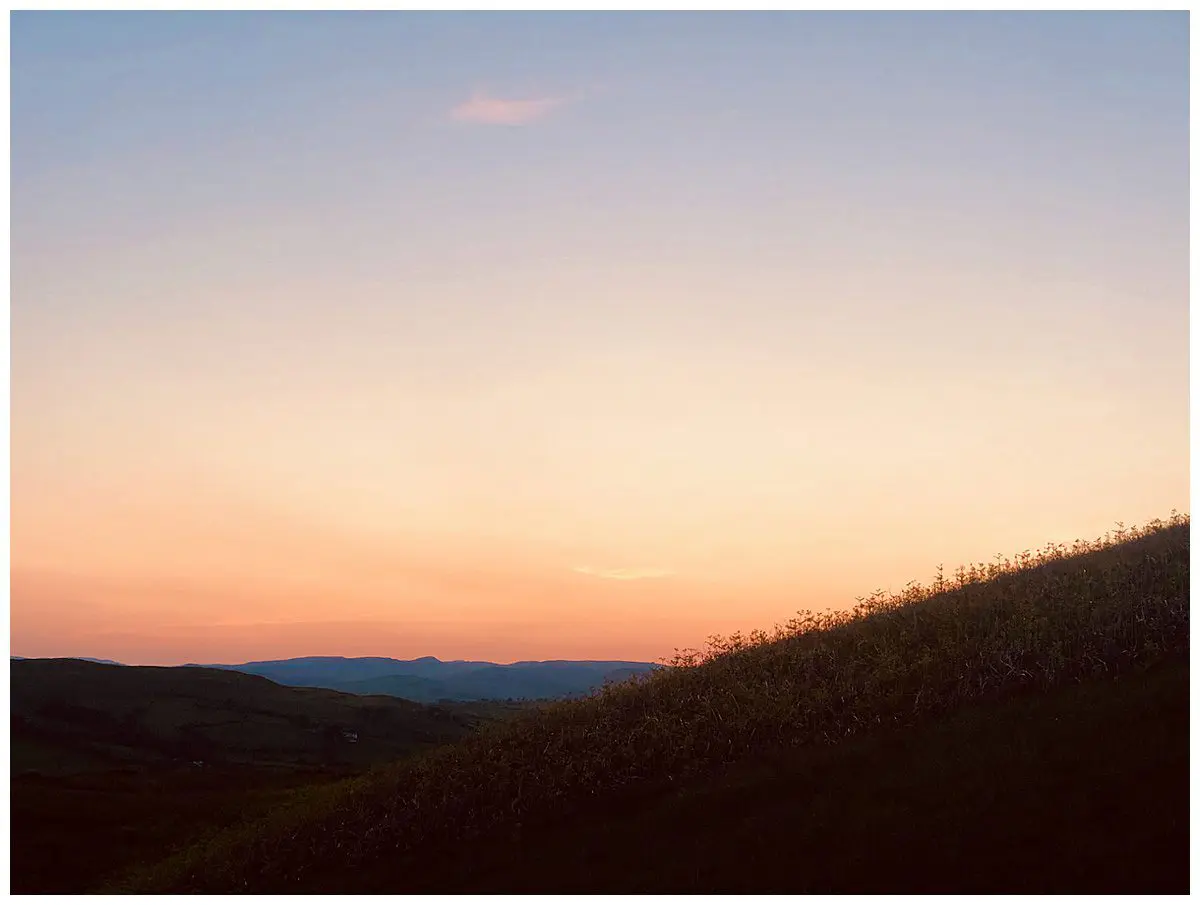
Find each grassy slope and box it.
[120,516,1189,894]
[430,656,1188,894]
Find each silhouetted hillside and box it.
[402,656,1189,893]
[119,516,1188,894]
[11,658,498,773]
[11,658,532,893]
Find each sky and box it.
[11,12,1190,666]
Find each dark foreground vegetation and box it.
[374,655,1189,893]
[111,514,1187,894]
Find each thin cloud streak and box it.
[451,90,566,125]
[573,566,675,581]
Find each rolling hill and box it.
[11,658,532,893]
[10,658,502,774]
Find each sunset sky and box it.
[11,12,1189,665]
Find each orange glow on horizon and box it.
[12,14,1187,666]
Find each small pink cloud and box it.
[451,90,566,126]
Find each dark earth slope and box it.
[118,518,1188,894]
[416,656,1189,894]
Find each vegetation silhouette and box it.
[114,514,1188,893]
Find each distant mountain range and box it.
[190,656,660,703]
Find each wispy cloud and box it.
[450,90,567,126]
[573,566,675,581]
